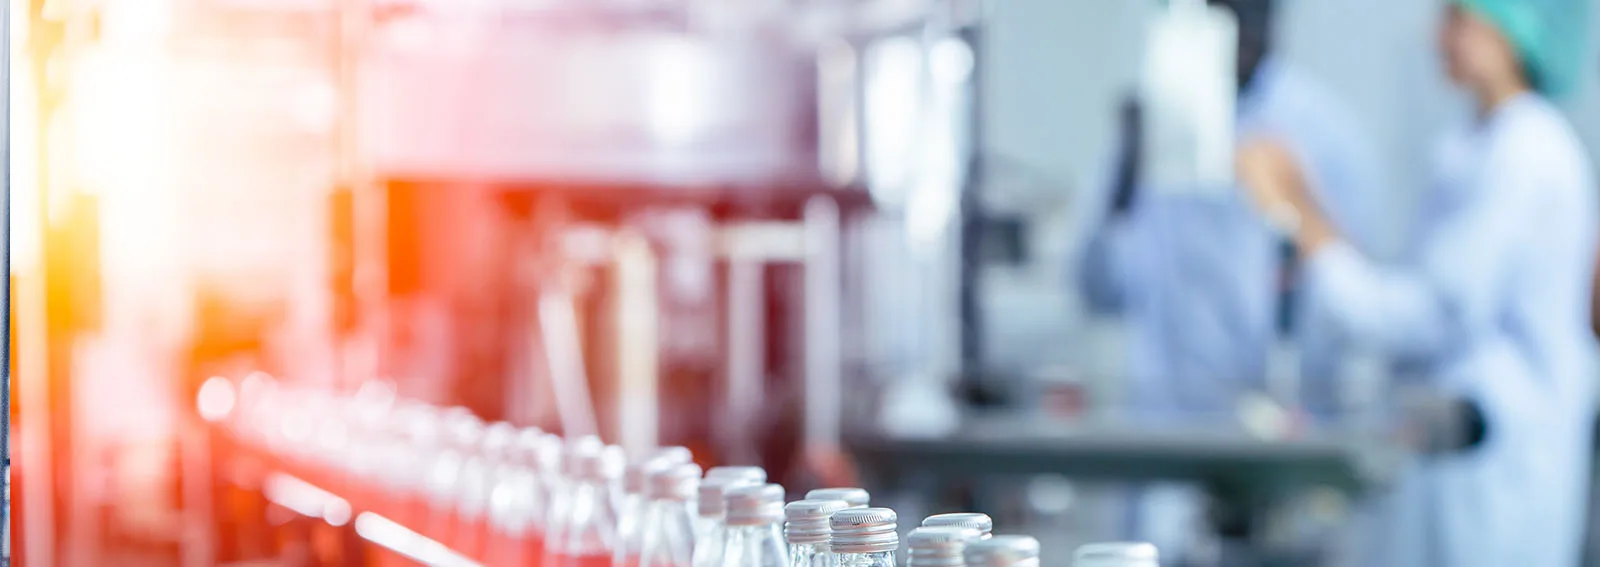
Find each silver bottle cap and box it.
[829,507,898,554]
[922,513,993,538]
[698,476,759,517]
[654,446,694,466]
[706,466,767,482]
[965,536,1041,567]
[569,439,609,481]
[647,463,702,501]
[481,421,518,459]
[533,433,563,475]
[806,487,870,508]
[515,427,545,467]
[444,409,486,448]
[906,526,982,567]
[601,445,626,480]
[563,435,604,477]
[625,446,694,493]
[725,483,786,526]
[785,499,850,545]
[1073,542,1159,567]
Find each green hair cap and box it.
[1457,0,1592,98]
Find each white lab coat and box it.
[1307,94,1599,566]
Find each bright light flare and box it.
[355,512,482,567]
[262,473,355,528]
[196,376,237,423]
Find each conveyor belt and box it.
[847,414,1403,495]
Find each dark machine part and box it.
[957,18,986,385]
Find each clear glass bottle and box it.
[424,411,484,543]
[921,513,993,539]
[828,508,899,567]
[546,436,613,567]
[456,421,512,556]
[719,484,788,567]
[638,463,703,567]
[965,535,1042,567]
[453,454,494,557]
[804,488,870,509]
[617,447,695,567]
[1071,542,1159,567]
[526,432,564,564]
[484,462,539,567]
[691,467,766,567]
[905,527,981,567]
[784,499,849,567]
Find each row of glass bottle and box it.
[204,375,1159,567]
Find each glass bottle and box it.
[1071,542,1159,567]
[638,463,703,567]
[906,527,981,567]
[453,454,494,558]
[804,488,870,509]
[921,513,993,539]
[484,462,539,567]
[719,484,788,567]
[546,436,612,567]
[425,410,484,543]
[691,467,766,567]
[525,432,564,565]
[617,447,696,567]
[394,404,443,529]
[965,535,1041,567]
[783,499,849,567]
[828,508,899,567]
[453,421,513,557]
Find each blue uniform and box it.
[1079,58,1383,419]
[1315,94,1597,566]
[1077,58,1383,555]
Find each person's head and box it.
[1208,0,1276,90]
[1441,0,1590,103]
[1439,3,1532,98]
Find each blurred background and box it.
[10,0,1600,566]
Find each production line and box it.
[188,375,1155,567]
[10,0,1600,565]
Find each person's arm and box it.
[1278,114,1387,417]
[1239,137,1534,360]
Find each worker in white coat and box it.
[1236,0,1597,563]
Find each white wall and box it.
[984,0,1600,257]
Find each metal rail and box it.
[3,0,13,557]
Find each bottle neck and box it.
[725,523,782,539]
[833,551,896,567]
[787,542,826,558]
[696,513,726,538]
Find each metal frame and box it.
[2,0,11,558]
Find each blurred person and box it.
[1075,0,1381,556]
[1235,0,1596,564]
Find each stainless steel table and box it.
[846,414,1406,567]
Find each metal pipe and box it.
[725,254,765,460]
[1,0,12,555]
[539,284,599,439]
[803,197,843,449]
[613,231,659,456]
